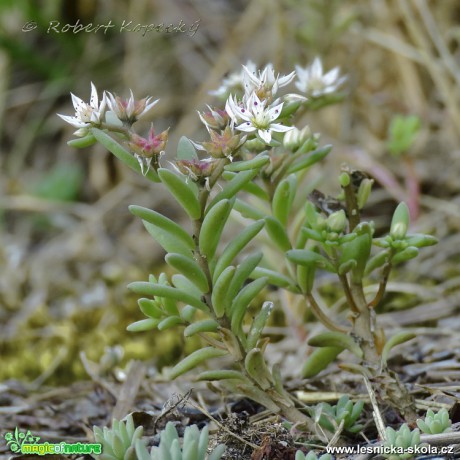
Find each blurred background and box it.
[1,0,460,385]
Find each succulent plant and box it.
[309,395,364,434]
[63,62,437,427]
[93,414,144,460]
[135,422,226,460]
[295,450,332,460]
[383,424,420,460]
[416,408,452,434]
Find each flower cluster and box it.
[58,83,166,175]
[59,58,346,179]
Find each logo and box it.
[3,428,102,456]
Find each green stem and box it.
[348,281,379,365]
[341,169,361,231]
[338,274,359,313]
[306,293,349,333]
[368,262,392,308]
[99,122,131,137]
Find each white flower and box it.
[295,58,347,97]
[209,60,257,98]
[105,89,158,124]
[58,82,107,131]
[242,63,295,99]
[225,92,292,144]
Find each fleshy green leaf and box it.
[272,174,297,226]
[233,198,266,220]
[230,277,268,334]
[213,220,265,281]
[265,216,292,251]
[381,332,415,367]
[129,205,195,252]
[184,319,219,337]
[208,169,260,210]
[127,318,160,332]
[247,301,273,350]
[250,266,297,290]
[197,370,250,382]
[211,266,236,318]
[92,128,160,182]
[199,199,234,261]
[128,282,209,312]
[302,346,344,378]
[165,253,209,293]
[287,249,335,272]
[67,132,96,148]
[157,316,183,331]
[308,332,363,358]
[168,347,228,379]
[224,153,270,172]
[287,144,332,174]
[158,168,201,220]
[177,136,198,160]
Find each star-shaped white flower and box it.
[58,82,107,131]
[295,58,347,97]
[242,63,295,98]
[209,60,257,98]
[226,92,292,144]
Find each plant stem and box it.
[349,281,379,365]
[368,262,392,308]
[341,168,361,231]
[306,293,349,333]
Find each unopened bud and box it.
[198,106,230,130]
[175,159,216,184]
[127,126,169,158]
[201,126,245,159]
[357,178,374,209]
[339,172,350,187]
[326,209,347,233]
[283,126,312,152]
[305,202,327,231]
[390,202,410,240]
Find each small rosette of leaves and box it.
[295,451,332,460]
[93,415,144,460]
[383,424,421,460]
[135,422,225,460]
[416,408,452,434]
[308,395,364,434]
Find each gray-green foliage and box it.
[295,451,332,460]
[383,424,421,460]
[135,422,225,460]
[309,395,364,434]
[416,408,452,434]
[93,415,143,460]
